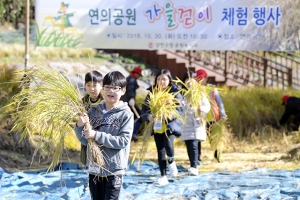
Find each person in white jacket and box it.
[181,71,211,176]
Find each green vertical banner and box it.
[35,0,300,50]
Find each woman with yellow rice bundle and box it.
[141,69,183,186]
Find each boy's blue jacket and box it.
[75,100,133,176]
[141,83,183,136]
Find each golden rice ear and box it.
[208,120,232,163]
[138,121,154,164]
[9,64,104,171]
[174,76,213,119]
[146,85,183,122]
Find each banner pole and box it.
[25,0,30,70]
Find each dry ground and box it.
[1,135,300,172]
[130,137,300,173]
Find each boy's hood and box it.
[90,100,130,114]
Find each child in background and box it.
[279,95,300,131]
[80,70,103,166]
[195,69,227,164]
[120,66,143,142]
[141,69,183,186]
[181,71,210,176]
[75,71,134,199]
[82,70,103,110]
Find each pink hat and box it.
[281,95,290,105]
[195,69,207,81]
[132,67,143,76]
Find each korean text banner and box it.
[35,0,300,50]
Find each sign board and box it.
[35,0,300,50]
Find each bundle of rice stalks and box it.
[137,121,154,164]
[0,65,21,119]
[208,120,230,163]
[8,64,104,170]
[147,86,182,121]
[175,77,213,120]
[138,86,183,163]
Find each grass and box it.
[221,86,300,138]
[0,43,100,66]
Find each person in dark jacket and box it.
[121,66,143,142]
[141,69,183,186]
[279,95,300,131]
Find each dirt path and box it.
[129,138,300,173]
[1,139,299,172]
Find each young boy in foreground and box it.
[75,71,134,199]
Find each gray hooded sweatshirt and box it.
[75,100,133,176]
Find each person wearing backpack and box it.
[195,69,227,164]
